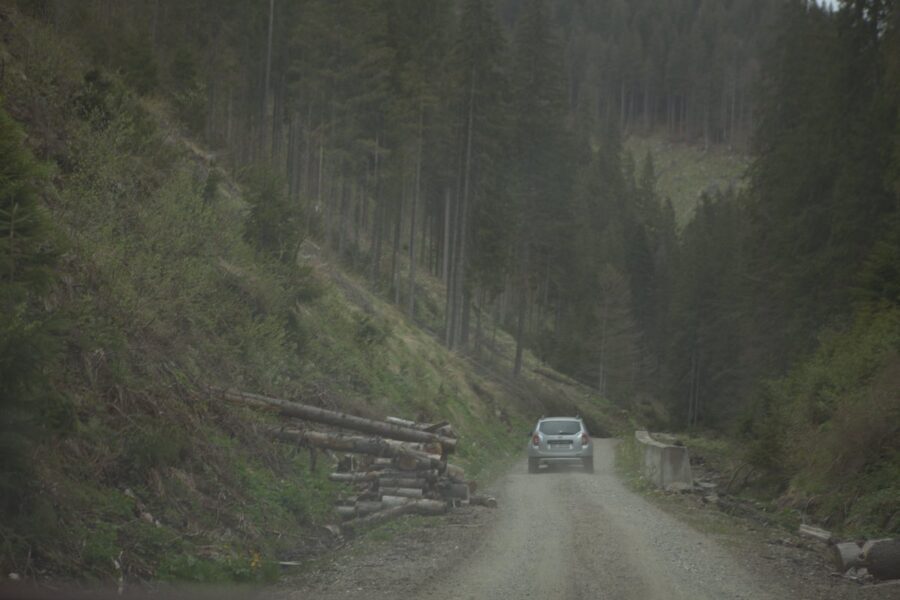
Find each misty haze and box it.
[1,1,898,599]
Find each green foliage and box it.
[81,522,119,575]
[354,314,390,348]
[0,106,56,289]
[0,2,631,586]
[502,0,781,143]
[857,213,900,306]
[242,166,302,263]
[118,40,159,96]
[0,103,64,512]
[158,553,278,584]
[170,48,207,135]
[120,422,190,475]
[237,452,337,527]
[756,308,900,534]
[170,47,198,92]
[613,434,655,493]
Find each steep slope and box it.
[0,6,624,584]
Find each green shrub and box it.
[355,314,389,347]
[758,307,900,534]
[81,522,119,575]
[159,553,278,584]
[242,167,302,263]
[121,422,189,475]
[0,103,63,511]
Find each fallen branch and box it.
[341,504,412,532]
[268,428,443,470]
[386,416,456,438]
[341,498,448,533]
[213,387,457,451]
[379,487,424,498]
[329,472,378,483]
[798,524,833,544]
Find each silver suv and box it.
[527,417,593,473]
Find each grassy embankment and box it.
[616,308,900,538]
[0,8,626,585]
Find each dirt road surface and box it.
[416,438,783,600]
[287,440,894,600]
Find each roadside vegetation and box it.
[0,5,622,583]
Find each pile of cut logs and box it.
[213,388,496,533]
[830,536,900,582]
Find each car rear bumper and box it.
[528,446,593,460]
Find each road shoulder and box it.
[280,505,497,600]
[619,471,899,600]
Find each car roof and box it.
[538,416,581,422]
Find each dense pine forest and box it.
[2,0,899,583]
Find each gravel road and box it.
[288,439,893,600]
[417,439,786,600]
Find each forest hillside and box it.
[0,3,622,582]
[2,0,900,585]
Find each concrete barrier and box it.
[634,430,693,490]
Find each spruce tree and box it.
[0,105,63,511]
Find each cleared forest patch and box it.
[625,135,749,227]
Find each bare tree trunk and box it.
[269,430,445,468]
[442,188,451,285]
[451,73,476,349]
[216,388,458,450]
[226,92,234,145]
[263,0,275,159]
[643,86,651,131]
[392,185,404,305]
[687,348,700,427]
[351,182,360,267]
[597,300,608,395]
[316,137,324,235]
[444,187,458,347]
[730,78,737,145]
[407,105,424,319]
[370,135,382,283]
[421,186,431,277]
[460,289,471,347]
[286,115,296,201]
[337,173,348,253]
[474,288,485,357]
[151,0,160,47]
[513,283,527,377]
[703,100,710,151]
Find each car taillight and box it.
[581,433,590,445]
[532,434,540,446]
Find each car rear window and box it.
[539,420,581,435]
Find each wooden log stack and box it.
[213,387,497,533]
[832,538,900,581]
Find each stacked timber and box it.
[213,387,496,533]
[832,538,900,581]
